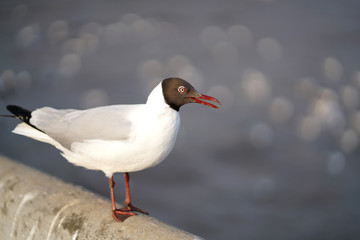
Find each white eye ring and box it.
[178,86,187,94]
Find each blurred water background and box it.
[1,0,360,239]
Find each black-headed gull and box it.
[3,77,221,221]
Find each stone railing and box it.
[0,156,202,240]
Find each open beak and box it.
[188,94,221,109]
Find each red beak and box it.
[188,94,221,109]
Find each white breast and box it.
[60,106,180,176]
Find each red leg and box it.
[109,175,134,222]
[123,172,131,206]
[108,173,148,222]
[120,173,149,215]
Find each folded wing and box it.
[30,105,135,149]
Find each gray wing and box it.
[30,105,136,149]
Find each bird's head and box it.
[161,78,221,111]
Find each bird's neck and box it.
[146,82,172,112]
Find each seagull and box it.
[2,77,220,221]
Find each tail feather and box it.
[5,105,44,132]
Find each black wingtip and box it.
[5,105,44,132]
[6,105,32,123]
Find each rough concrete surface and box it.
[0,155,202,240]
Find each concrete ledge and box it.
[0,156,202,240]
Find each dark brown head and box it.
[161,78,221,111]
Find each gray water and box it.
[1,1,360,239]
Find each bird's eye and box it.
[178,86,187,94]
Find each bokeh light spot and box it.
[269,97,294,124]
[58,53,82,78]
[240,69,271,104]
[323,57,343,82]
[297,116,322,141]
[341,85,359,110]
[16,24,40,47]
[48,20,69,43]
[340,129,358,154]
